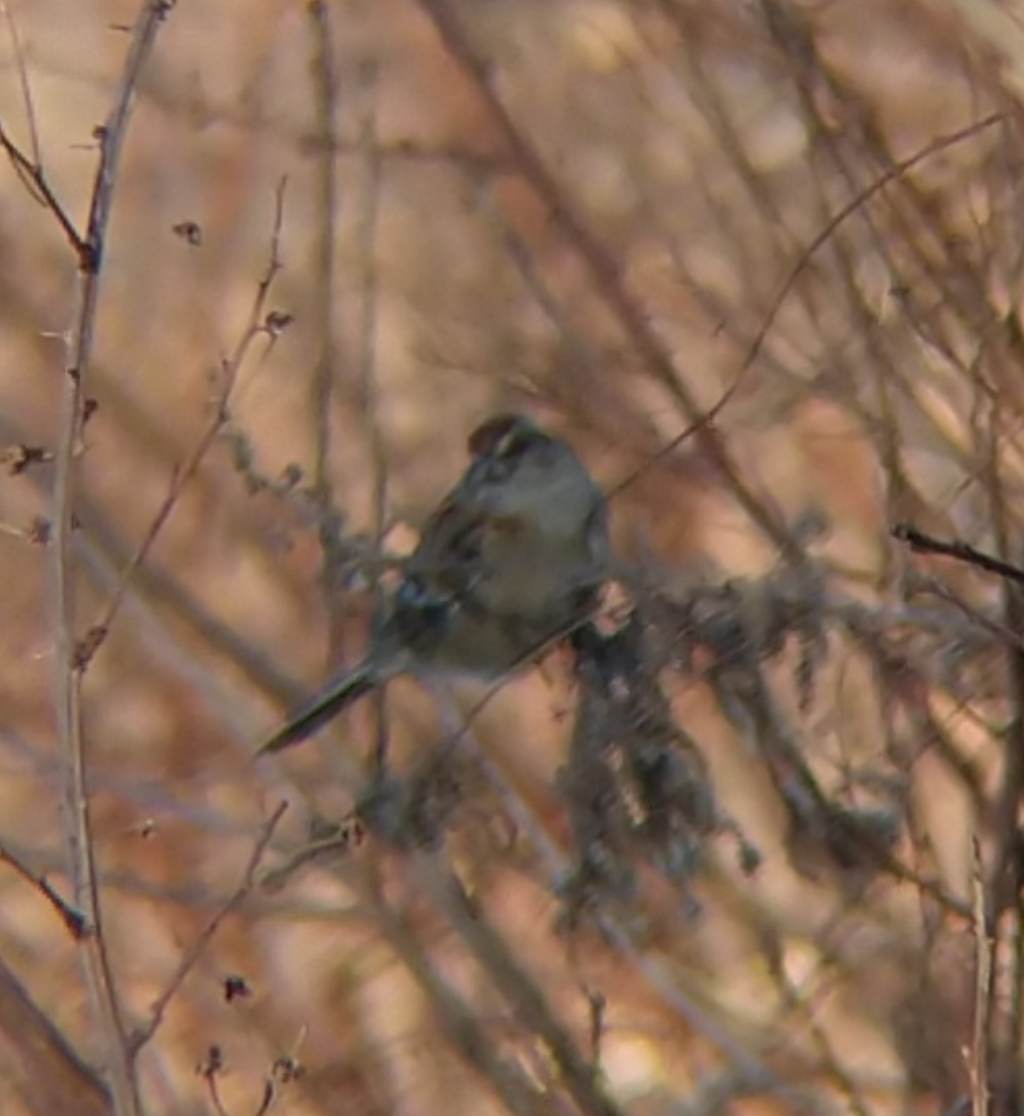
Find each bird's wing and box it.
[401,487,492,601]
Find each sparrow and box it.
[257,414,609,754]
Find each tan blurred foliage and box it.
[0,0,1020,1113]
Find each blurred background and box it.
[0,0,1021,1113]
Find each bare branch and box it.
[46,5,177,1114]
[894,522,1024,588]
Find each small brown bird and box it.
[258,414,609,754]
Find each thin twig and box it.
[82,175,290,663]
[0,838,87,937]
[130,801,287,1056]
[257,815,363,893]
[0,118,85,258]
[0,0,41,166]
[893,522,1024,588]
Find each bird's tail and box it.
[256,661,379,755]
